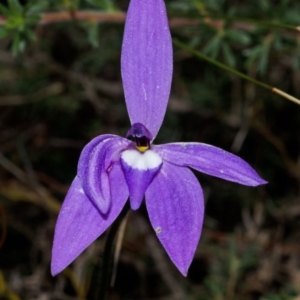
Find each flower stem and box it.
[92,202,130,300]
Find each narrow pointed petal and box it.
[78,135,130,213]
[51,163,128,276]
[145,162,204,276]
[121,149,162,210]
[121,0,173,139]
[155,143,267,186]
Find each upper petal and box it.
[121,0,173,139]
[78,134,130,213]
[145,162,204,276]
[51,163,128,276]
[155,143,267,186]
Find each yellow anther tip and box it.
[136,146,148,153]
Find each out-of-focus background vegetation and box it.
[0,0,300,299]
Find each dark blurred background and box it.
[0,0,300,299]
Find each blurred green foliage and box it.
[0,0,300,299]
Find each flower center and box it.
[126,123,153,153]
[134,136,149,153]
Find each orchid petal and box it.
[78,135,130,213]
[121,149,162,210]
[156,143,267,186]
[145,162,204,276]
[121,0,173,139]
[51,163,128,276]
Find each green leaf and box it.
[226,29,251,46]
[71,0,81,10]
[12,31,26,55]
[258,44,270,75]
[5,15,25,30]
[25,1,48,14]
[0,27,9,39]
[24,28,35,41]
[0,3,10,15]
[25,15,41,26]
[8,0,23,15]
[85,0,102,8]
[222,43,236,67]
[87,22,99,48]
[86,0,115,10]
[244,45,263,69]
[259,0,270,11]
[203,34,222,59]
[205,0,225,12]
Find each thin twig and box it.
[0,151,29,184]
[272,88,300,106]
[0,83,63,106]
[174,39,300,106]
[17,141,49,204]
[0,124,45,153]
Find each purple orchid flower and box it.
[51,0,267,277]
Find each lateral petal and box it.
[155,143,267,186]
[145,162,204,276]
[51,163,128,276]
[78,135,130,213]
[121,149,162,210]
[121,0,173,139]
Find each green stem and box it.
[92,202,130,300]
[173,39,300,106]
[173,39,271,90]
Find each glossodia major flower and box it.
[51,0,267,276]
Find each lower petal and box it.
[51,163,128,276]
[145,162,204,276]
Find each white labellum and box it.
[121,149,162,170]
